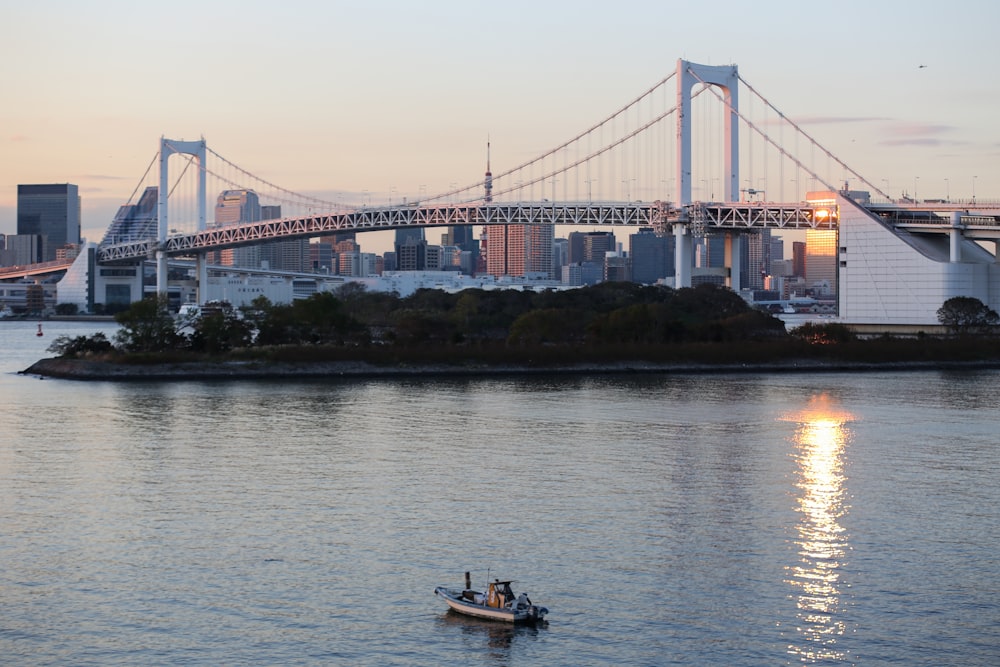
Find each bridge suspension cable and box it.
[682,69,890,201]
[201,145,348,210]
[421,71,680,204]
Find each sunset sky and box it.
[2,0,998,254]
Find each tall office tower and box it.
[395,228,427,271]
[698,233,727,268]
[2,234,43,265]
[805,229,838,298]
[605,253,629,282]
[746,229,772,290]
[214,189,261,267]
[485,224,554,278]
[482,143,553,278]
[563,231,615,283]
[319,231,357,247]
[567,231,616,264]
[770,235,784,263]
[444,225,480,275]
[259,205,308,272]
[310,241,333,272]
[17,184,81,262]
[792,241,806,278]
[551,237,568,277]
[629,228,674,284]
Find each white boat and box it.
[435,573,548,624]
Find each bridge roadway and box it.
[866,203,1000,240]
[96,200,833,264]
[0,258,75,280]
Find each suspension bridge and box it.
[21,60,1000,327]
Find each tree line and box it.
[48,284,999,364]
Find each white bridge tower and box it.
[157,138,208,302]
[674,60,741,289]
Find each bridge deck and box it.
[96,201,832,263]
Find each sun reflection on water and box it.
[782,393,855,663]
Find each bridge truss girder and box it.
[96,200,832,264]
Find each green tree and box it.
[54,303,79,316]
[47,332,114,358]
[188,302,254,354]
[789,321,855,345]
[114,295,184,352]
[937,296,999,335]
[508,308,587,345]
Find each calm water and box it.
[2,320,999,665]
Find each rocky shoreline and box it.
[20,356,1000,381]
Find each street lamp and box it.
[585,178,597,202]
[882,179,890,200]
[914,176,920,203]
[945,178,950,202]
[973,175,978,203]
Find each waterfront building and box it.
[17,183,81,262]
[102,186,158,246]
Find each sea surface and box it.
[2,320,999,665]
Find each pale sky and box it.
[2,0,998,254]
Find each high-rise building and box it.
[805,229,838,298]
[485,224,554,278]
[746,229,772,291]
[258,205,309,272]
[310,241,333,272]
[792,241,806,278]
[770,235,784,264]
[696,233,727,269]
[214,189,261,268]
[567,231,616,264]
[605,252,629,282]
[17,184,81,262]
[442,226,479,274]
[1,234,43,265]
[482,143,554,279]
[629,228,674,284]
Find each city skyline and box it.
[2,1,998,255]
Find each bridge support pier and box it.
[673,223,693,288]
[725,233,743,292]
[950,211,963,263]
[196,252,208,305]
[155,250,168,299]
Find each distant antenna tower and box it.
[484,138,493,203]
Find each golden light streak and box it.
[781,393,855,663]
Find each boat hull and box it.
[434,587,546,624]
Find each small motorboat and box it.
[435,572,548,624]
